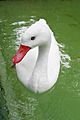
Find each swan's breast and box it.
[16,47,38,86]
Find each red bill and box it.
[12,45,31,64]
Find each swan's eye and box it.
[31,36,35,40]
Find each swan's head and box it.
[21,19,51,47]
[12,19,51,64]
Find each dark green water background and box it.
[0,0,80,120]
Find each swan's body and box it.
[13,19,60,93]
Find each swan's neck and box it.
[30,42,51,91]
[34,43,50,75]
[36,44,50,70]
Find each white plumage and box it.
[14,19,60,93]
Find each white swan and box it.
[12,19,60,93]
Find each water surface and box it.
[0,0,80,120]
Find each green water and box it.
[0,0,80,120]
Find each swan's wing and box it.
[48,32,60,86]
